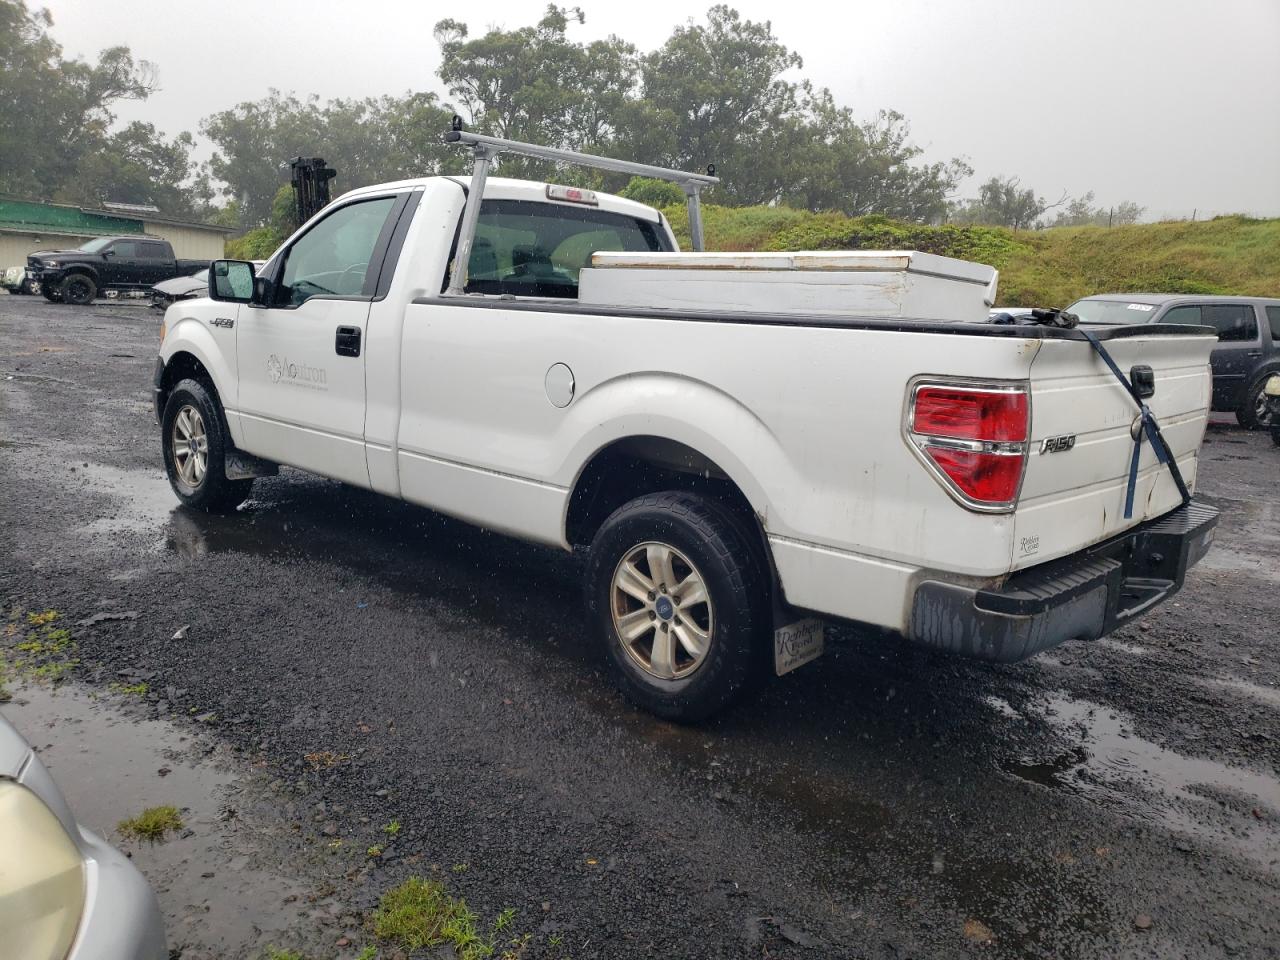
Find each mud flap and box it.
[225,450,279,481]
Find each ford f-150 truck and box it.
[152,129,1220,721]
[30,236,207,305]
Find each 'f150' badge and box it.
[1039,434,1077,454]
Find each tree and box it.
[639,5,804,205]
[202,90,458,226]
[54,122,199,215]
[952,176,1047,229]
[0,0,156,198]
[434,6,642,183]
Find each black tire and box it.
[59,274,96,305]
[1272,428,1280,447]
[584,491,771,723]
[1235,376,1275,430]
[161,378,253,512]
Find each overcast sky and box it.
[41,0,1280,219]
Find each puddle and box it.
[1,683,347,959]
[71,462,180,536]
[1201,676,1280,710]
[983,695,1022,720]
[1001,694,1280,868]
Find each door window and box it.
[1160,305,1202,326]
[111,240,138,258]
[275,197,397,307]
[1267,306,1280,343]
[461,200,671,298]
[138,241,165,260]
[1202,304,1257,342]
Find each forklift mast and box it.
[288,157,336,225]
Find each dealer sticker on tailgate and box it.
[774,618,824,676]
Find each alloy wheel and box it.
[171,405,208,488]
[610,541,714,680]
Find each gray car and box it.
[1066,294,1280,428]
[0,714,166,959]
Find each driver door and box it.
[235,194,402,487]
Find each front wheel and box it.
[1236,376,1276,430]
[584,491,771,723]
[59,274,96,305]
[161,379,253,512]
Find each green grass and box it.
[109,681,149,696]
[660,205,1280,308]
[117,805,184,843]
[3,610,79,685]
[370,876,523,960]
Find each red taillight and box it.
[907,382,1029,510]
[913,387,1028,442]
[923,446,1024,503]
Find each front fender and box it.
[159,310,240,440]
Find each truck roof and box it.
[337,176,663,224]
[1075,293,1280,306]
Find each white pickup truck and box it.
[153,130,1219,721]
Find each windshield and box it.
[76,237,115,253]
[1065,298,1159,325]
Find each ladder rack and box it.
[442,120,719,297]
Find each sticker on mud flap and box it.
[774,618,824,676]
[1126,303,1155,312]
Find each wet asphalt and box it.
[1,294,1278,960]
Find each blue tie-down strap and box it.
[1079,331,1192,520]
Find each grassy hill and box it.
[662,206,1280,307]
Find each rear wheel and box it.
[59,274,96,305]
[584,491,770,722]
[161,378,253,512]
[1236,376,1275,430]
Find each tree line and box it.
[0,1,1141,233]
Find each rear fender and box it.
[558,371,797,533]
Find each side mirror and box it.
[209,260,257,303]
[102,249,115,258]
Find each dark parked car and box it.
[28,236,208,305]
[1066,294,1280,428]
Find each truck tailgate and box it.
[1013,331,1216,570]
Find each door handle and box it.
[335,325,362,358]
[1246,350,1262,357]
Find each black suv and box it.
[1067,294,1280,428]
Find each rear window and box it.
[461,200,670,299]
[1065,299,1159,325]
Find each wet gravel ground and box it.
[1,294,1278,959]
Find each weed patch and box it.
[109,681,149,696]
[370,876,525,960]
[3,610,79,685]
[117,805,184,843]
